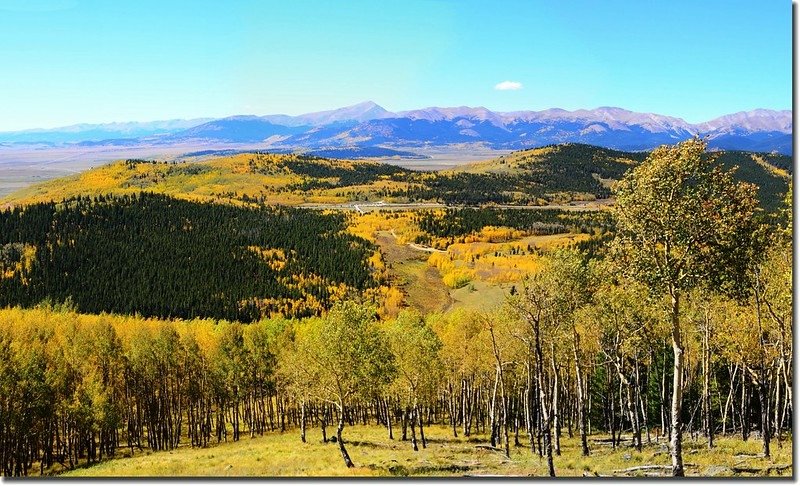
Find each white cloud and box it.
[494,81,523,91]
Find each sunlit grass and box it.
[62,425,792,477]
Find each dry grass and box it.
[61,425,792,478]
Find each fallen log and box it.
[474,445,504,452]
[591,437,630,443]
[613,465,671,473]
[731,464,791,475]
[613,464,698,474]
[733,453,765,459]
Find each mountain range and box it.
[0,118,213,145]
[0,101,792,155]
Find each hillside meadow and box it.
[2,144,789,211]
[61,425,791,477]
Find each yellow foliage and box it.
[247,246,287,271]
[464,226,524,243]
[346,211,422,244]
[424,232,590,288]
[369,286,405,319]
[368,250,385,272]
[0,243,36,283]
[2,153,416,207]
[751,154,791,180]
[427,252,454,273]
[442,268,474,289]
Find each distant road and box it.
[299,199,612,212]
[407,243,447,253]
[301,201,444,212]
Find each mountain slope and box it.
[268,106,788,153]
[2,144,789,211]
[166,106,794,155]
[294,100,394,125]
[167,116,309,143]
[698,109,792,133]
[0,118,212,144]
[0,104,790,154]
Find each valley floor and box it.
[60,425,791,478]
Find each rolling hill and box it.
[1,144,790,211]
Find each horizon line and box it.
[1,102,792,133]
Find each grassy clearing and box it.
[61,425,792,477]
[449,280,511,312]
[371,223,591,316]
[374,229,517,315]
[392,258,453,314]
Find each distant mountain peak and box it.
[697,109,792,134]
[294,101,394,125]
[0,103,791,155]
[351,100,382,109]
[397,105,507,127]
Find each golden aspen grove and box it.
[0,139,793,477]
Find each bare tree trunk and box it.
[416,403,427,449]
[637,360,651,444]
[462,378,471,437]
[608,364,617,449]
[385,398,394,440]
[448,382,458,438]
[619,368,642,452]
[488,321,510,458]
[741,371,750,441]
[300,400,307,443]
[525,361,536,454]
[702,317,714,449]
[533,317,555,477]
[401,408,408,441]
[660,343,668,441]
[336,404,354,468]
[722,364,737,436]
[669,291,685,477]
[754,286,772,459]
[490,368,499,447]
[409,407,418,451]
[587,370,592,436]
[514,393,522,447]
[758,376,771,459]
[573,330,590,456]
[551,350,561,456]
[320,408,328,443]
[774,362,782,446]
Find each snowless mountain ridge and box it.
[0,102,792,154]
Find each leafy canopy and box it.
[611,138,760,297]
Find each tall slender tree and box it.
[611,138,759,476]
[294,302,395,467]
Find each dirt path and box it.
[300,200,611,212]
[375,230,452,314]
[408,243,447,253]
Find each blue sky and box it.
[0,0,791,130]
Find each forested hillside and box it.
[0,193,379,321]
[0,195,610,322]
[412,207,614,248]
[2,144,790,210]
